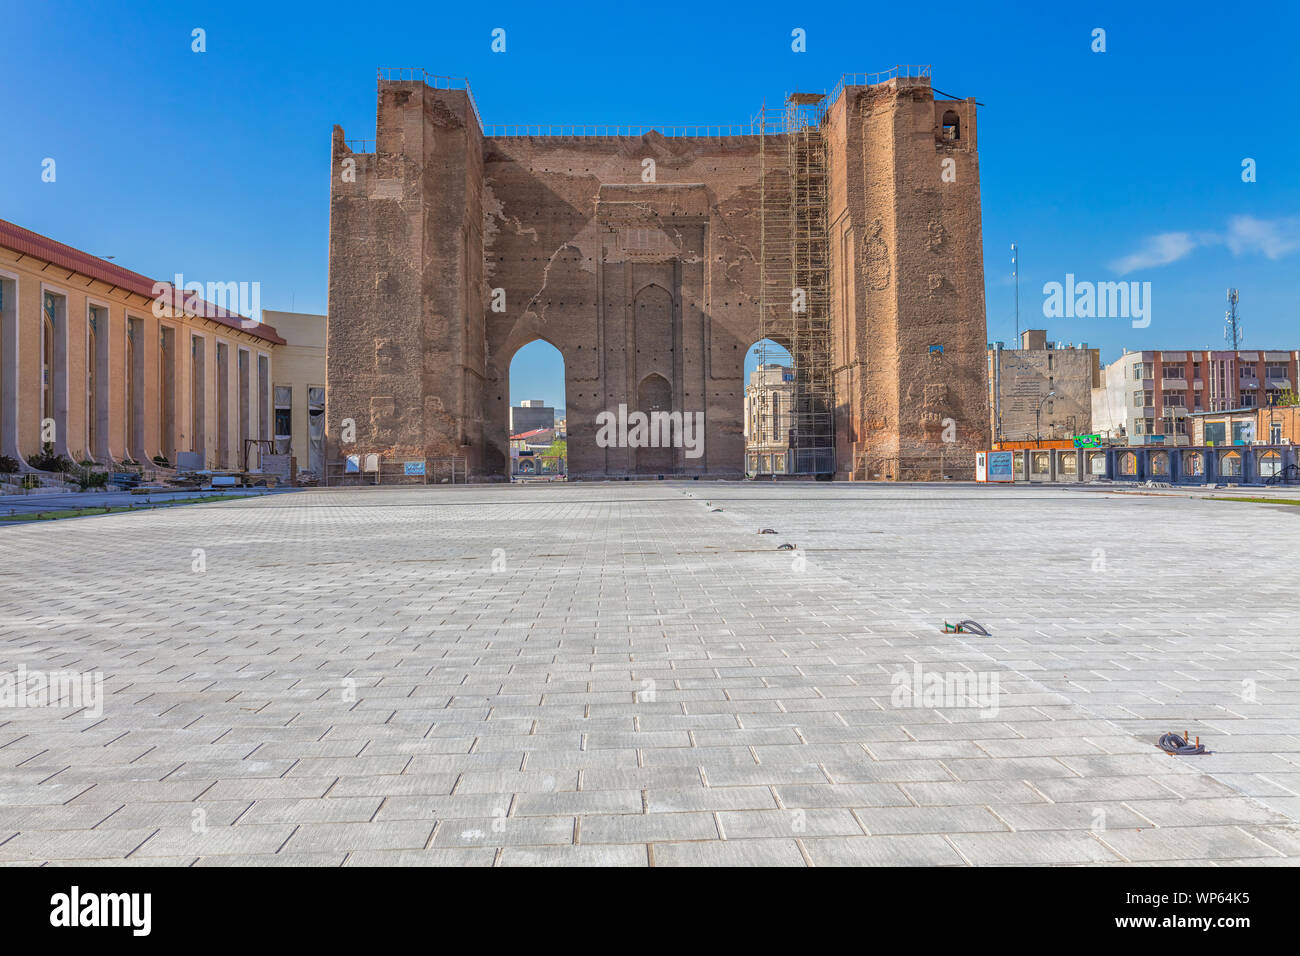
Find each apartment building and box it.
[987,330,1100,442]
[1093,348,1299,445]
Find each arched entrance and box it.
[507,340,565,481]
[743,338,793,476]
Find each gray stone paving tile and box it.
[431,816,574,848]
[652,839,806,867]
[498,844,647,867]
[946,831,1123,865]
[645,786,777,813]
[802,834,966,866]
[343,848,498,866]
[991,802,1153,832]
[238,797,383,825]
[194,852,347,867]
[1097,825,1291,862]
[578,811,719,844]
[854,806,1008,835]
[717,808,863,839]
[0,828,159,862]
[134,824,296,857]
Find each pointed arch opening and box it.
[743,337,793,476]
[507,339,565,481]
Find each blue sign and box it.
[403,461,425,476]
[988,450,1014,481]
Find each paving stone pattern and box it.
[1,482,1297,866]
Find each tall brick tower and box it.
[823,73,988,479]
[327,68,988,481]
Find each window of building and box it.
[1162,366,1185,379]
[126,318,142,457]
[191,335,206,456]
[87,306,102,458]
[1162,391,1186,407]
[257,355,270,442]
[1266,362,1287,380]
[1239,364,1259,381]
[274,385,292,455]
[941,110,960,141]
[1240,391,1257,408]
[308,386,325,477]
[41,292,57,429]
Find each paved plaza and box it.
[1,481,1299,866]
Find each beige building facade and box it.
[0,218,285,472]
[744,363,795,474]
[263,310,327,478]
[987,330,1099,443]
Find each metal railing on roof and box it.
[376,68,482,130]
[372,65,932,141]
[825,64,931,112]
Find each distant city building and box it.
[509,400,554,434]
[0,217,294,474]
[1092,349,1298,446]
[1189,403,1300,447]
[262,310,326,478]
[744,363,794,475]
[987,330,1099,443]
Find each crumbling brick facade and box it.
[328,70,988,480]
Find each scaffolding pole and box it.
[756,94,834,476]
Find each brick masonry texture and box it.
[326,74,988,481]
[1,484,1298,866]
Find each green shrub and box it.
[74,470,109,491]
[0,455,19,475]
[28,443,74,473]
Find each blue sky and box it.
[4,0,1297,413]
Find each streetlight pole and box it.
[1011,243,1020,344]
[1036,390,1057,445]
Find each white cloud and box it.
[1110,216,1300,274]
[1110,232,1198,274]
[1224,215,1300,260]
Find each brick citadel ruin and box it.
[327,66,989,480]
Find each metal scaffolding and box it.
[757,94,834,475]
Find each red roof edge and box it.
[0,218,286,346]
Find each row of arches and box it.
[1115,448,1285,479]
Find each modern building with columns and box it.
[0,218,287,472]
